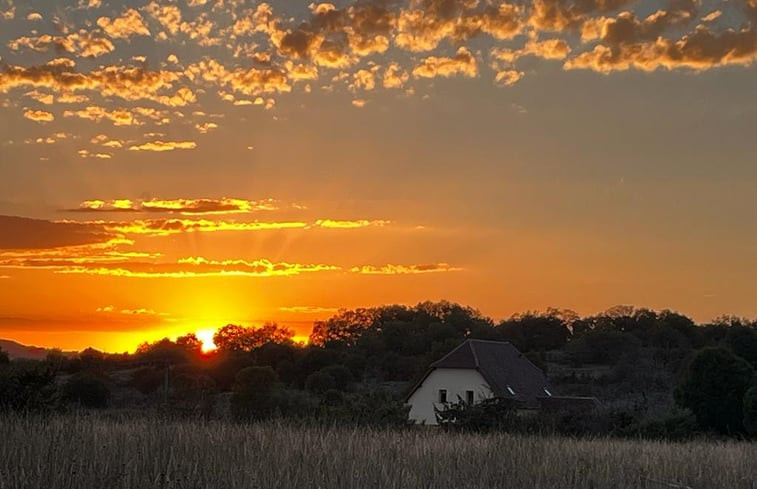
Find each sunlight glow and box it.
[195,328,217,352]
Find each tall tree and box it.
[675,347,755,434]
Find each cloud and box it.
[97,9,150,39]
[64,106,142,126]
[395,0,523,52]
[99,218,308,236]
[350,263,463,274]
[23,109,54,122]
[565,25,757,73]
[383,62,409,88]
[0,215,114,250]
[278,305,340,314]
[413,46,478,78]
[314,219,390,229]
[69,198,282,215]
[528,0,636,31]
[56,256,341,278]
[128,140,197,152]
[8,31,115,58]
[0,62,187,107]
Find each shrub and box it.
[435,397,520,432]
[0,361,59,412]
[318,365,354,391]
[130,367,164,395]
[305,371,335,394]
[63,372,110,408]
[744,386,757,436]
[231,366,278,420]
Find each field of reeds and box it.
[0,414,755,489]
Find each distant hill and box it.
[0,339,75,360]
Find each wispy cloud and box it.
[69,198,284,215]
[351,263,463,275]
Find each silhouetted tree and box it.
[214,323,294,352]
[0,349,8,365]
[566,329,641,365]
[675,347,755,434]
[723,326,757,369]
[497,311,571,352]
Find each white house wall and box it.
[407,368,493,425]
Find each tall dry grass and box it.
[0,414,754,489]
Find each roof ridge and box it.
[467,339,512,345]
[429,340,468,367]
[469,340,480,368]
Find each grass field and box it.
[0,414,755,489]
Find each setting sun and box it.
[195,329,217,353]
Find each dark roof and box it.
[408,339,554,407]
[536,396,602,411]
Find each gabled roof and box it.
[407,339,554,407]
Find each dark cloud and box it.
[0,215,113,250]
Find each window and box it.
[466,390,474,404]
[438,389,447,403]
[543,388,552,397]
[506,385,516,396]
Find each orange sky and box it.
[1,0,757,352]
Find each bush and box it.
[0,361,59,412]
[435,397,520,432]
[63,372,110,408]
[318,390,411,428]
[305,371,335,394]
[318,365,354,392]
[130,367,164,395]
[633,410,702,441]
[231,366,278,420]
[744,386,757,436]
[675,347,755,434]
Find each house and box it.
[406,339,599,425]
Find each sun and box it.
[195,328,217,352]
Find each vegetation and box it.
[62,372,110,409]
[0,414,755,489]
[1,302,757,439]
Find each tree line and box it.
[1,301,756,438]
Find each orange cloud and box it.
[97,9,150,39]
[565,26,757,73]
[314,219,390,229]
[23,109,55,122]
[413,46,478,78]
[69,198,282,215]
[100,218,308,236]
[350,263,463,274]
[128,140,197,152]
[56,256,341,278]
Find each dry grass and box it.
[0,414,755,489]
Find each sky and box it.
[0,0,756,353]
